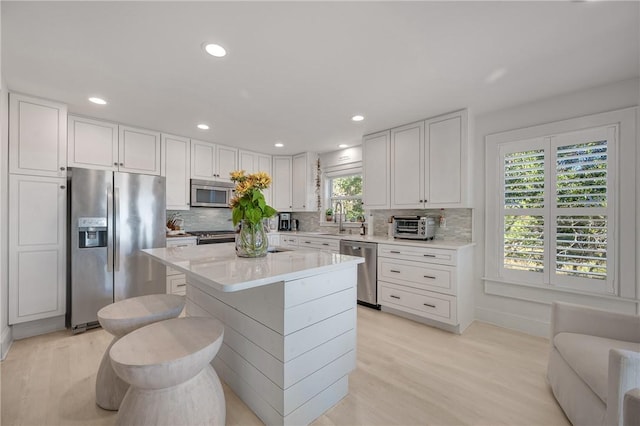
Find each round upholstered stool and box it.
[96,294,185,411]
[110,317,225,426]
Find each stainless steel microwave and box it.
[190,179,234,208]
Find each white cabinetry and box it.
[280,234,299,248]
[118,125,161,175]
[8,175,67,324]
[165,237,197,295]
[272,156,292,211]
[292,152,318,212]
[68,116,161,176]
[68,115,118,171]
[9,93,67,177]
[239,150,273,205]
[161,134,191,210]
[190,140,237,183]
[298,236,340,253]
[377,243,474,333]
[365,110,470,209]
[390,122,424,209]
[362,130,390,209]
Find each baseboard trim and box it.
[11,315,66,340]
[475,307,550,338]
[381,305,464,334]
[1,325,12,360]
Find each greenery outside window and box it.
[324,172,363,225]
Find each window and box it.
[497,125,617,294]
[325,172,363,224]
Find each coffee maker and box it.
[278,213,291,231]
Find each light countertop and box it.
[142,243,364,293]
[273,231,475,250]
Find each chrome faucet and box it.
[334,201,345,233]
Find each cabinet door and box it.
[257,153,273,205]
[118,125,161,175]
[216,145,238,182]
[391,122,424,209]
[191,140,215,179]
[272,156,292,211]
[9,93,67,177]
[9,175,67,324]
[291,153,307,211]
[363,131,390,209]
[239,150,257,173]
[426,111,466,206]
[68,115,118,171]
[161,134,191,210]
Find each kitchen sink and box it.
[267,247,293,253]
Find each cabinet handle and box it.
[390,269,401,273]
[390,250,401,254]
[119,163,124,166]
[177,283,186,288]
[304,241,311,244]
[423,303,436,308]
[423,254,436,258]
[419,199,423,203]
[60,167,66,171]
[60,185,66,189]
[322,243,329,246]
[390,295,400,299]
[114,162,118,166]
[423,275,436,280]
[176,244,189,248]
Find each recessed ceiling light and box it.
[204,43,227,58]
[338,144,349,148]
[89,97,107,105]
[351,115,364,122]
[274,142,284,148]
[197,124,210,130]
[484,67,508,84]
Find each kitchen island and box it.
[142,243,364,426]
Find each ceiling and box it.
[2,1,638,155]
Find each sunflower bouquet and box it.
[229,170,277,227]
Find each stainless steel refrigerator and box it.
[68,168,167,333]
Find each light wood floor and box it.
[1,307,570,426]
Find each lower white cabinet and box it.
[165,236,197,295]
[297,236,340,253]
[377,243,474,333]
[9,175,67,324]
[280,235,299,248]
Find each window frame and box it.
[321,167,364,227]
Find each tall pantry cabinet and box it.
[8,93,68,325]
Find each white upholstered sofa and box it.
[547,302,640,425]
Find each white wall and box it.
[0,1,11,359]
[473,78,640,337]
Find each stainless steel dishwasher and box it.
[340,240,379,309]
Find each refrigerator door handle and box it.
[114,187,121,272]
[106,186,114,272]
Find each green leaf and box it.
[263,205,277,218]
[232,208,243,226]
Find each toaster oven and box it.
[393,216,436,240]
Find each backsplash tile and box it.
[291,208,472,242]
[167,208,234,231]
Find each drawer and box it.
[298,237,340,251]
[379,282,457,325]
[281,236,299,247]
[378,258,455,295]
[378,244,456,266]
[166,237,197,275]
[167,274,187,295]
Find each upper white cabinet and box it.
[68,115,118,171]
[118,125,162,175]
[292,152,318,212]
[68,116,161,175]
[272,156,292,211]
[425,110,468,206]
[371,109,470,210]
[9,93,67,177]
[391,122,424,209]
[191,140,237,183]
[161,134,191,210]
[362,130,391,209]
[239,150,273,205]
[9,174,67,324]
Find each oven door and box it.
[191,182,232,208]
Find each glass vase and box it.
[235,220,269,258]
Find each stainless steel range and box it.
[189,230,236,245]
